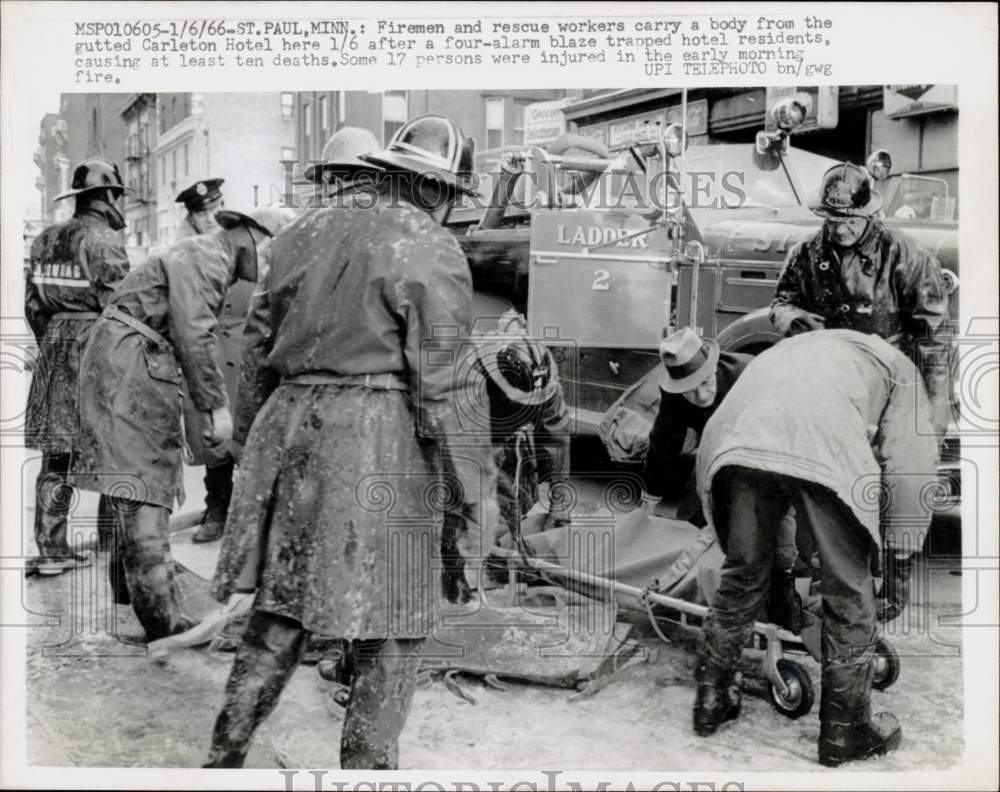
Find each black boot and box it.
[203,611,307,768]
[767,568,804,633]
[32,453,93,576]
[116,502,196,642]
[193,461,234,544]
[340,638,425,770]
[693,662,742,736]
[818,660,902,767]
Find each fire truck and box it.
[445,93,960,522]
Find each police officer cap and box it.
[809,162,882,218]
[54,158,131,201]
[176,178,225,212]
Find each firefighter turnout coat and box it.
[25,208,129,454]
[74,233,242,509]
[211,195,491,639]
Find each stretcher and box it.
[488,507,901,718]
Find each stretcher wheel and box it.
[872,637,901,691]
[769,659,814,719]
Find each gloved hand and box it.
[787,311,827,335]
[877,552,914,622]
[441,561,474,605]
[201,406,234,446]
[773,305,826,336]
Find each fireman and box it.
[73,208,293,643]
[459,310,572,599]
[693,330,937,766]
[25,158,131,576]
[205,115,491,769]
[770,162,952,439]
[301,126,383,209]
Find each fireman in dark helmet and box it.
[205,115,492,770]
[450,311,572,599]
[24,159,131,575]
[771,161,952,440]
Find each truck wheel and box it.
[769,658,814,719]
[872,637,901,691]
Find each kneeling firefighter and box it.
[73,208,293,642]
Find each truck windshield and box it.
[578,143,839,212]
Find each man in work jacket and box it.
[692,329,938,767]
[25,158,130,576]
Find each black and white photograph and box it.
[1,3,997,791]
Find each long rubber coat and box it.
[25,209,129,453]
[211,197,491,639]
[74,233,239,509]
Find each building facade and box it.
[121,93,157,248]
[33,113,71,225]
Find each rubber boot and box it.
[31,453,92,576]
[818,660,902,767]
[767,568,804,633]
[193,461,234,543]
[693,662,742,737]
[117,501,196,642]
[340,639,425,770]
[203,610,307,768]
[97,495,116,553]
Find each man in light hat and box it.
[176,178,226,238]
[73,208,293,643]
[25,158,131,576]
[640,328,801,630]
[770,161,952,438]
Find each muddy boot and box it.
[818,660,902,767]
[117,502,196,642]
[767,568,804,633]
[193,461,234,544]
[693,662,742,737]
[32,453,89,575]
[340,638,425,770]
[204,610,307,768]
[97,495,116,553]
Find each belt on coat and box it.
[103,304,171,348]
[50,311,100,321]
[281,372,409,391]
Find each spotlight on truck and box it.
[662,123,689,159]
[866,149,893,181]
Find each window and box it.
[382,91,407,144]
[338,92,347,126]
[160,156,165,186]
[319,95,330,135]
[90,107,99,141]
[158,106,166,135]
[171,149,177,183]
[302,102,313,159]
[513,101,531,146]
[281,93,294,119]
[183,143,189,176]
[191,93,203,115]
[486,97,505,150]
